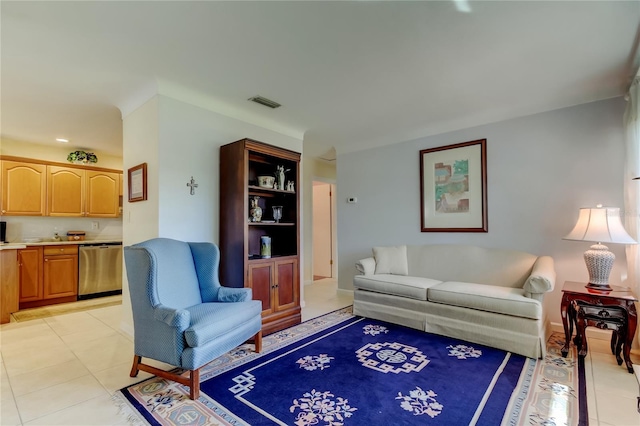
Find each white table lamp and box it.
[563,205,636,291]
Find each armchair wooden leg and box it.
[189,369,200,400]
[130,355,141,377]
[254,330,262,353]
[130,355,201,400]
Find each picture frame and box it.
[128,163,147,203]
[419,139,487,232]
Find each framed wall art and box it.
[419,139,487,232]
[128,162,148,203]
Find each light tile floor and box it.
[1,279,638,425]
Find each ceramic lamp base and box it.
[583,243,615,291]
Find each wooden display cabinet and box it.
[220,138,301,335]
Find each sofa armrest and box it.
[153,304,191,330]
[217,286,252,302]
[523,256,556,298]
[355,257,376,275]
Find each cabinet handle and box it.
[1,209,5,213]
[44,259,48,262]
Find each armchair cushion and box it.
[184,301,262,347]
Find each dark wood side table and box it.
[561,281,638,373]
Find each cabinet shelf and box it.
[248,185,295,195]
[248,222,295,226]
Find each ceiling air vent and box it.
[248,96,281,109]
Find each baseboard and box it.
[337,288,354,297]
[549,321,611,341]
[550,321,640,356]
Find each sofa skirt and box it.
[354,289,550,359]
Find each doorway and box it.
[312,181,333,280]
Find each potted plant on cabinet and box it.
[67,150,98,164]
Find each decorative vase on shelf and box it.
[249,196,262,222]
[260,236,271,258]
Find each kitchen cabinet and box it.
[220,138,301,334]
[1,160,46,216]
[47,166,83,216]
[19,245,77,309]
[18,246,44,303]
[47,166,120,217]
[43,246,78,299]
[1,249,20,324]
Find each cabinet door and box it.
[18,247,43,302]
[274,259,299,312]
[86,171,119,217]
[1,161,46,216]
[1,250,19,323]
[47,166,84,216]
[248,262,275,316]
[43,254,78,299]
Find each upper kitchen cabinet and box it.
[47,166,120,217]
[1,160,47,216]
[47,166,83,216]
[85,170,120,217]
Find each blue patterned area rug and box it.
[114,307,585,425]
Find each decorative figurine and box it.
[286,181,295,192]
[275,165,290,190]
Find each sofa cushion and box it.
[373,245,408,275]
[428,281,541,320]
[354,274,442,301]
[184,301,262,347]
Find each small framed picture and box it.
[128,163,147,202]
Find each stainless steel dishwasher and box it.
[78,243,123,300]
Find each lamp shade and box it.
[563,207,636,244]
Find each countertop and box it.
[0,239,122,250]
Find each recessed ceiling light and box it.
[56,138,69,143]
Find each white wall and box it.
[337,97,627,324]
[155,95,303,242]
[120,94,303,332]
[121,96,160,333]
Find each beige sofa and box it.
[353,244,556,359]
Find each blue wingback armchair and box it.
[124,238,262,399]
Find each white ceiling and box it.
[2,1,639,158]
